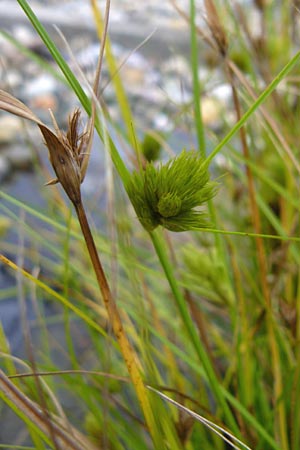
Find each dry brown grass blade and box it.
[0,369,98,450]
[0,89,44,126]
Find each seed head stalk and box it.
[73,200,159,446]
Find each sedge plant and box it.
[1,0,300,449]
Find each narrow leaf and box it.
[0,89,43,126]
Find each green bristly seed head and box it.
[127,150,218,232]
[157,192,182,217]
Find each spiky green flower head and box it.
[127,150,218,232]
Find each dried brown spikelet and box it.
[204,0,228,56]
[40,118,82,205]
[0,89,91,205]
[254,0,268,11]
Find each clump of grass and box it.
[1,0,300,449]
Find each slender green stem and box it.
[150,229,240,435]
[190,0,233,328]
[74,202,165,449]
[190,0,205,157]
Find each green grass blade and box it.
[16,0,131,187]
[150,228,240,435]
[206,51,300,164]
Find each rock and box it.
[201,97,223,129]
[152,112,171,131]
[161,77,192,104]
[30,93,58,112]
[0,31,27,66]
[121,66,146,86]
[10,24,37,48]
[25,74,57,98]
[0,154,11,182]
[211,83,232,103]
[2,70,22,89]
[161,55,191,79]
[5,144,33,170]
[0,116,23,143]
[73,42,101,72]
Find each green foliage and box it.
[127,150,218,232]
[141,132,162,162]
[1,0,300,449]
[229,47,252,73]
[0,216,10,237]
[182,244,234,305]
